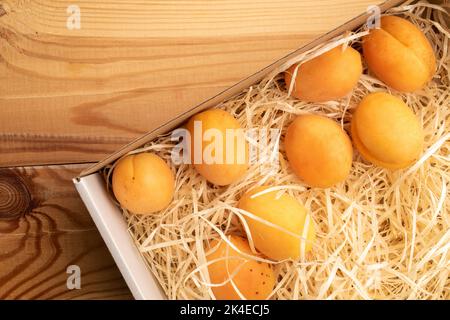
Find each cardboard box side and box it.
[74,173,166,300]
[78,0,405,178]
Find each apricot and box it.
[285,114,353,188]
[206,235,275,300]
[363,16,436,92]
[238,186,315,261]
[112,153,175,214]
[285,45,362,102]
[186,109,248,186]
[351,92,423,169]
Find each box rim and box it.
[74,173,166,300]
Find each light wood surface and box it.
[0,0,382,299]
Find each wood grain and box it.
[0,164,132,299]
[0,0,382,167]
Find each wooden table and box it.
[0,0,381,299]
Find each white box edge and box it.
[73,173,166,300]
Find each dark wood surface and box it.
[0,164,131,299]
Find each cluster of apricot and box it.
[285,16,433,186]
[111,16,435,300]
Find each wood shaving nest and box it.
[104,1,450,300]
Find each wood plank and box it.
[0,0,382,167]
[0,163,132,299]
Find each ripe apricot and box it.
[186,109,248,186]
[363,16,436,92]
[285,45,362,102]
[206,235,275,300]
[112,153,175,214]
[351,92,423,169]
[285,114,353,188]
[238,186,315,261]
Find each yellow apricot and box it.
[112,153,175,214]
[363,16,436,92]
[186,109,248,186]
[285,114,353,188]
[206,235,275,300]
[238,186,315,261]
[285,45,362,102]
[351,92,423,169]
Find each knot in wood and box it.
[0,169,33,220]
